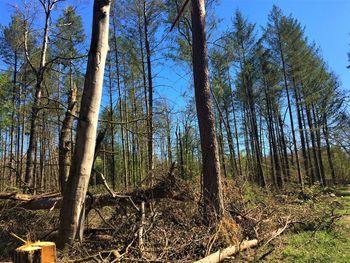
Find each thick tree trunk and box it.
[57,0,110,248]
[13,241,56,263]
[191,0,224,218]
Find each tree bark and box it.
[59,82,77,194]
[57,0,110,248]
[191,0,224,218]
[143,0,154,186]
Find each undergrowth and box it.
[0,175,349,262]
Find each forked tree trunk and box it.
[24,6,51,192]
[57,0,110,248]
[191,0,224,218]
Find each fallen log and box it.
[194,239,258,263]
[0,173,189,210]
[0,192,37,201]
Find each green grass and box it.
[268,229,350,263]
[267,186,350,263]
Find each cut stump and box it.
[14,241,56,263]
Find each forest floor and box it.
[0,174,349,262]
[265,185,350,262]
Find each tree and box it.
[23,0,59,193]
[0,12,24,186]
[54,6,85,194]
[58,0,111,248]
[191,0,224,218]
[230,10,265,186]
[266,6,305,189]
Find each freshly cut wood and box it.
[194,239,258,263]
[0,192,33,201]
[14,241,56,263]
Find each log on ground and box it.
[194,239,258,263]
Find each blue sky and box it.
[0,0,349,110]
[217,0,350,89]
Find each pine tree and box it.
[230,10,265,186]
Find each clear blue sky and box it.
[0,0,349,107]
[217,0,350,90]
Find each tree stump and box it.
[13,242,56,263]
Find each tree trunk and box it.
[306,105,321,184]
[224,106,237,177]
[57,0,110,248]
[278,44,303,189]
[143,0,154,186]
[294,83,311,184]
[108,60,116,189]
[13,242,56,263]
[264,78,282,188]
[24,6,51,192]
[312,104,326,185]
[58,81,77,194]
[10,51,17,187]
[323,115,336,185]
[277,113,290,181]
[191,0,224,218]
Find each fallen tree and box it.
[0,165,188,211]
[194,239,258,263]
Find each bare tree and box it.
[23,0,58,192]
[57,0,111,248]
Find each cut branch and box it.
[193,239,258,263]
